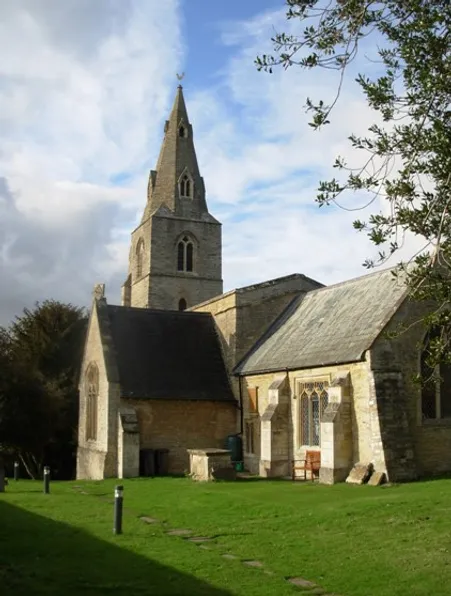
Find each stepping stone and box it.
[287,577,318,588]
[167,529,192,536]
[140,516,159,524]
[188,536,212,543]
[222,554,237,560]
[243,560,264,568]
[199,544,211,550]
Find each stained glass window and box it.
[421,329,451,420]
[86,364,99,441]
[298,381,329,446]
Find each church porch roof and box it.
[105,305,235,402]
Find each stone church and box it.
[77,85,451,483]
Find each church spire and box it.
[142,84,208,221]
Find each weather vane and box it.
[176,72,185,83]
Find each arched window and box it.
[186,242,193,272]
[136,238,145,278]
[421,329,451,420]
[86,364,99,441]
[299,380,329,446]
[179,298,187,311]
[179,126,186,138]
[180,174,192,198]
[177,236,195,272]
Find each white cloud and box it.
[188,7,425,291]
[0,1,427,325]
[0,0,182,324]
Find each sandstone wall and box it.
[126,399,237,474]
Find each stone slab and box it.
[287,577,318,588]
[167,529,192,536]
[222,554,237,560]
[346,462,373,485]
[140,516,159,524]
[188,537,212,543]
[243,560,264,568]
[368,471,386,486]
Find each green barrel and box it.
[225,434,243,463]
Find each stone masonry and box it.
[122,85,222,311]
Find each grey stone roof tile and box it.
[105,305,235,402]
[235,267,408,375]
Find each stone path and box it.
[72,486,343,594]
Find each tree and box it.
[256,0,451,364]
[0,301,87,478]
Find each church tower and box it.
[122,85,223,311]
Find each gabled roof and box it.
[235,267,408,375]
[104,305,235,402]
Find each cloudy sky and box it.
[0,0,419,325]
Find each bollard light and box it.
[14,461,19,481]
[43,466,50,494]
[113,485,124,535]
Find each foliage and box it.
[0,301,87,478]
[256,0,451,363]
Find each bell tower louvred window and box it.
[177,236,195,272]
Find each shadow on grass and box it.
[0,500,232,596]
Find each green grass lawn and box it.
[1,477,451,596]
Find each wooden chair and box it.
[292,450,321,481]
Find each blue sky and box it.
[0,0,419,324]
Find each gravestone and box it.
[345,462,373,485]
[368,471,386,486]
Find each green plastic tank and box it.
[225,434,243,463]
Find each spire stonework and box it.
[121,85,223,311]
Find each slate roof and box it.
[235,267,408,375]
[105,305,235,401]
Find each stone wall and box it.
[126,398,238,474]
[192,274,322,371]
[127,213,223,310]
[369,298,451,480]
[240,361,370,480]
[76,298,121,480]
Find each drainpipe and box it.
[238,375,244,435]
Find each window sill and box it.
[176,270,197,276]
[421,418,451,427]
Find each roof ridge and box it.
[305,265,404,297]
[106,304,211,317]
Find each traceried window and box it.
[180,174,192,198]
[136,238,145,278]
[177,236,194,272]
[86,363,99,441]
[299,380,329,446]
[421,329,451,421]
